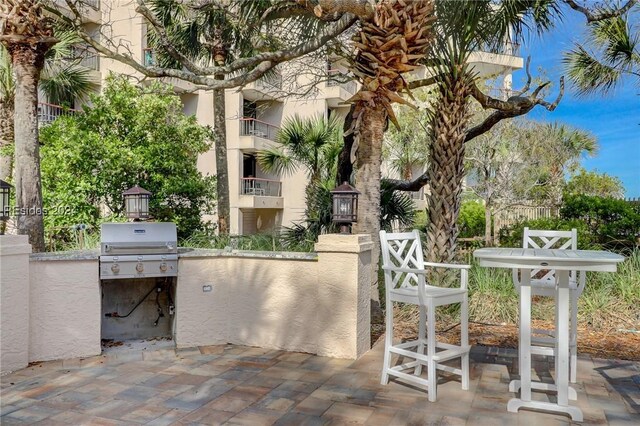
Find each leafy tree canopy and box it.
[564,167,626,198]
[39,75,215,239]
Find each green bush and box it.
[458,200,485,238]
[40,76,215,241]
[560,195,640,251]
[498,217,598,249]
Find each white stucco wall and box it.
[0,235,31,373]
[28,258,101,362]
[176,234,372,359]
[1,234,371,369]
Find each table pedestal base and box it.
[508,398,583,421]
[509,379,577,400]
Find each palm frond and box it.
[40,63,93,105]
[564,45,623,95]
[256,147,298,176]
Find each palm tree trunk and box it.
[426,77,470,264]
[12,52,45,251]
[353,104,386,304]
[0,99,14,182]
[213,77,230,235]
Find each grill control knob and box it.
[159,263,168,272]
[136,262,144,273]
[111,264,120,273]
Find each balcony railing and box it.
[240,178,282,197]
[143,48,156,66]
[38,102,78,125]
[239,118,280,141]
[255,72,282,91]
[69,45,99,71]
[81,0,100,9]
[487,87,514,100]
[327,69,357,95]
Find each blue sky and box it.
[512,9,640,197]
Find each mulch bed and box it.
[372,309,640,361]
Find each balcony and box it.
[325,69,357,108]
[238,118,280,151]
[241,72,282,101]
[38,103,78,126]
[53,0,101,23]
[140,48,196,92]
[487,87,515,100]
[238,178,284,209]
[143,48,155,67]
[409,188,427,211]
[469,41,523,76]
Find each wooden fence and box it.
[493,205,559,235]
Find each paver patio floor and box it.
[1,340,638,425]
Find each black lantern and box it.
[331,181,360,234]
[0,179,12,222]
[123,185,151,220]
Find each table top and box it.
[473,248,625,272]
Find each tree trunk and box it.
[484,203,492,246]
[213,77,230,235]
[426,78,470,264]
[11,47,46,251]
[337,105,356,185]
[353,104,386,304]
[0,100,14,182]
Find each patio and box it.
[1,340,638,425]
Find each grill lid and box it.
[100,223,177,255]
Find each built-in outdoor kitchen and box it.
[99,222,178,344]
[1,183,371,375]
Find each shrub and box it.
[458,200,485,238]
[560,195,640,251]
[498,217,598,249]
[40,76,215,241]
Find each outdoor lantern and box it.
[0,179,12,222]
[123,185,152,220]
[331,181,360,234]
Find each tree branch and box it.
[466,77,564,142]
[385,173,430,191]
[54,0,357,89]
[564,0,637,22]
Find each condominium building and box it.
[45,0,523,235]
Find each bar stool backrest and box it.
[523,227,578,284]
[380,230,426,294]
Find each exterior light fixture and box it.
[331,181,360,234]
[0,179,12,223]
[123,185,151,220]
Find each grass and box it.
[379,249,640,334]
[465,250,640,332]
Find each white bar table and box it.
[473,248,624,421]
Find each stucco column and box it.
[0,235,31,373]
[315,234,372,359]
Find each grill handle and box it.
[104,243,175,252]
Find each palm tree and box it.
[423,0,560,263]
[258,114,343,196]
[0,0,61,251]
[536,123,598,207]
[346,0,435,245]
[564,11,639,96]
[0,30,92,183]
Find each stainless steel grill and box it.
[100,223,178,279]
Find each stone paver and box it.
[1,341,638,425]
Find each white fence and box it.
[493,205,559,234]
